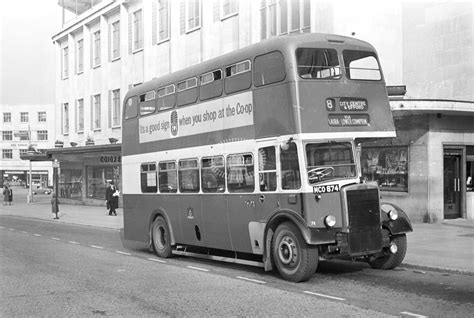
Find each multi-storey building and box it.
[51,0,474,222]
[0,105,55,189]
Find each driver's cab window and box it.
[280,142,301,190]
[306,142,355,184]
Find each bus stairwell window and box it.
[296,48,340,79]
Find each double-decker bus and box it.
[122,33,412,282]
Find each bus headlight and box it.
[324,215,336,228]
[388,209,398,221]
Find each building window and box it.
[62,46,69,78]
[221,0,238,19]
[19,149,28,156]
[77,99,84,132]
[38,111,47,122]
[3,112,11,123]
[93,31,101,67]
[76,39,84,73]
[158,0,170,42]
[111,21,120,60]
[59,169,83,200]
[18,131,29,141]
[361,146,409,192]
[261,0,310,40]
[93,94,101,130]
[133,9,143,51]
[37,130,48,141]
[2,149,13,159]
[112,89,121,127]
[186,0,201,32]
[21,112,29,123]
[62,103,69,134]
[2,131,13,141]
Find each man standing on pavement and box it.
[105,180,119,216]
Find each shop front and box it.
[48,144,122,206]
[363,100,474,222]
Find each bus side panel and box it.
[227,194,257,253]
[201,194,233,251]
[179,195,206,247]
[253,83,296,139]
[123,194,152,243]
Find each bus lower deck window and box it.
[159,161,177,193]
[227,154,254,193]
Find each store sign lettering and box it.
[138,91,253,143]
[99,155,121,163]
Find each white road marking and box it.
[51,237,60,241]
[0,226,4,229]
[9,228,15,231]
[186,266,210,272]
[147,257,166,263]
[115,251,132,256]
[21,231,28,234]
[34,234,41,237]
[303,291,346,301]
[69,241,79,244]
[236,276,266,284]
[91,245,104,249]
[400,311,428,318]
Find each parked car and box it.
[32,187,52,195]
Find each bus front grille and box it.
[346,188,382,255]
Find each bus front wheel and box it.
[367,233,407,270]
[152,216,172,258]
[272,222,318,282]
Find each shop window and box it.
[141,163,157,193]
[227,153,254,193]
[258,146,277,191]
[361,146,408,192]
[467,153,474,192]
[201,156,225,193]
[59,169,82,200]
[179,159,199,193]
[280,142,301,190]
[86,166,120,199]
[159,161,177,193]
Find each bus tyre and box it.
[152,216,172,258]
[272,222,318,282]
[367,234,407,270]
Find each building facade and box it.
[0,105,55,189]
[52,0,474,222]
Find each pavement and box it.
[1,195,473,275]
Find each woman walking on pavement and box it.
[51,192,59,219]
[3,186,9,205]
[105,180,119,216]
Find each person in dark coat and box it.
[105,180,119,216]
[51,192,59,219]
[3,186,9,205]
[8,187,13,205]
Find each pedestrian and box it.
[105,180,119,216]
[51,192,59,219]
[8,187,13,205]
[3,186,9,205]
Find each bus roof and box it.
[125,33,377,99]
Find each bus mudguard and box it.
[148,208,177,251]
[262,209,312,272]
[380,202,413,235]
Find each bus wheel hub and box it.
[278,237,297,265]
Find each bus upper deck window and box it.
[157,84,175,111]
[296,48,341,79]
[139,91,156,116]
[343,50,382,81]
[124,96,138,119]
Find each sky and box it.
[0,0,61,106]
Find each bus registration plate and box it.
[313,184,340,194]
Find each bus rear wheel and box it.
[152,216,172,258]
[272,222,318,282]
[367,233,407,270]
